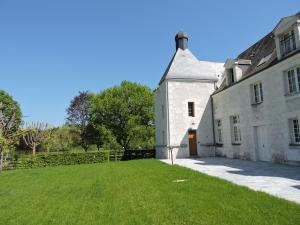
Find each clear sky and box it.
[0,0,298,126]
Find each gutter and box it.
[166,81,172,164]
[210,94,216,157]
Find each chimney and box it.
[175,32,188,50]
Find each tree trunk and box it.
[32,145,36,156]
[3,152,8,168]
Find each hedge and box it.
[4,149,155,170]
[13,151,112,169]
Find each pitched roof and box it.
[159,48,223,84]
[215,12,300,93]
[237,32,277,78]
[214,32,278,93]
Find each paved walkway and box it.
[161,158,300,204]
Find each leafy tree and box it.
[42,128,55,152]
[87,124,121,150]
[0,91,22,136]
[0,91,22,171]
[66,91,91,151]
[91,81,154,150]
[41,125,81,152]
[0,133,11,172]
[85,124,103,151]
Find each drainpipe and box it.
[211,95,216,157]
[166,81,173,164]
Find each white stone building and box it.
[155,12,300,165]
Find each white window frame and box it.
[280,29,297,57]
[215,119,223,144]
[251,82,263,104]
[230,115,241,144]
[285,66,300,95]
[289,118,300,145]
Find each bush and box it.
[14,151,111,169]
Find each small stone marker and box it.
[173,179,187,183]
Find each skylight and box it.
[257,52,273,67]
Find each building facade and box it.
[155,12,300,166]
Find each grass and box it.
[0,160,299,225]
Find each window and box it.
[290,119,300,144]
[286,66,300,95]
[280,30,296,57]
[251,82,263,104]
[188,102,195,117]
[216,119,223,143]
[231,115,241,144]
[227,68,235,85]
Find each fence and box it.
[122,149,155,160]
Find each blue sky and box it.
[0,0,298,126]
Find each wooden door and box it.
[188,130,198,156]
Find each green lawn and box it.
[0,160,299,225]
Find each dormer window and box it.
[274,12,300,60]
[227,68,235,85]
[280,30,296,57]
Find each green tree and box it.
[0,90,22,134]
[0,133,11,172]
[91,81,154,150]
[0,90,22,171]
[87,124,121,150]
[41,125,81,152]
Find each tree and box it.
[85,124,103,151]
[41,125,81,152]
[91,81,154,150]
[66,91,91,151]
[0,90,22,134]
[87,124,121,150]
[0,91,22,171]
[22,122,48,156]
[0,133,10,172]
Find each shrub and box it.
[14,151,111,169]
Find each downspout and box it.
[166,81,173,164]
[211,93,216,157]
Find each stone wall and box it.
[167,80,216,158]
[213,52,300,165]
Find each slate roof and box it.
[159,48,224,85]
[215,11,300,93]
[238,32,277,77]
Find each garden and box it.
[0,81,155,171]
[0,159,299,225]
[1,81,300,225]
